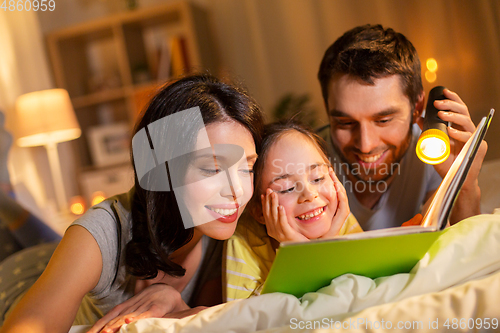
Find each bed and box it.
[70,212,500,333]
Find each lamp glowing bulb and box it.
[426,58,438,72]
[91,191,106,206]
[69,196,86,215]
[416,86,450,165]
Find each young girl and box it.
[1,74,264,333]
[224,121,362,301]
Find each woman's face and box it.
[180,120,257,240]
[261,132,339,239]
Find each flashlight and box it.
[416,86,450,165]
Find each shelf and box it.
[72,87,127,109]
[46,0,218,176]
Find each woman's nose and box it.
[221,169,245,200]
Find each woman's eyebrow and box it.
[193,153,257,166]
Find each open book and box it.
[261,109,495,298]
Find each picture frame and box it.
[87,123,131,167]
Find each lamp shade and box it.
[15,89,81,147]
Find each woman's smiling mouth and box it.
[205,205,240,223]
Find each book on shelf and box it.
[261,109,495,298]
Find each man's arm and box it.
[420,89,487,225]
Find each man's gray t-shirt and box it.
[71,189,222,325]
[318,124,442,230]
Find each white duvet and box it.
[72,214,500,333]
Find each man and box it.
[317,24,487,231]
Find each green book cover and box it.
[262,227,446,298]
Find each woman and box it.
[0,74,264,333]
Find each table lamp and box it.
[15,89,81,211]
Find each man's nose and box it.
[355,123,379,153]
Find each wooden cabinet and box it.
[46,1,217,202]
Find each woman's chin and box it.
[195,220,238,240]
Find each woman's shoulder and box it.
[71,188,134,231]
[69,188,136,301]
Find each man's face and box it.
[326,74,417,184]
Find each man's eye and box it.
[376,118,392,124]
[334,119,355,127]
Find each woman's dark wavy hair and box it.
[250,120,329,215]
[318,24,423,109]
[126,73,264,279]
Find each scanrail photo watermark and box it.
[289,317,499,330]
[268,158,400,195]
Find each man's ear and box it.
[412,91,425,123]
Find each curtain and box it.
[0,11,77,224]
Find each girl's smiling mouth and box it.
[296,206,326,222]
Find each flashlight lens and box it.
[420,137,447,159]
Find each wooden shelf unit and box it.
[46,1,217,170]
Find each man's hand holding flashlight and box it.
[422,88,488,223]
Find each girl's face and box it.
[261,131,338,239]
[181,120,257,240]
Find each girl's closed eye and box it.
[277,186,295,194]
[271,181,295,194]
[311,176,325,184]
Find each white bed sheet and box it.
[106,213,500,333]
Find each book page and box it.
[422,110,494,229]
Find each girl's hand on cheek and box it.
[261,189,309,243]
[320,169,350,239]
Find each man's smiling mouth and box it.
[356,151,384,163]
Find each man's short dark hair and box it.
[318,24,423,108]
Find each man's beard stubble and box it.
[332,124,413,184]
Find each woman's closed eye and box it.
[200,168,222,176]
[239,167,254,176]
